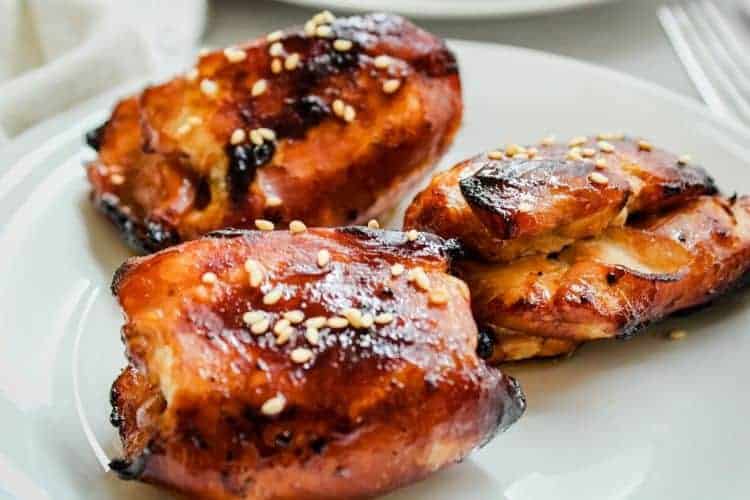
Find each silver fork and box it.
[659,1,750,125]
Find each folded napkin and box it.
[0,0,206,145]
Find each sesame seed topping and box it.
[588,172,609,185]
[638,140,653,151]
[390,263,405,277]
[315,25,334,38]
[243,311,265,325]
[313,10,335,24]
[518,202,533,213]
[382,79,401,94]
[244,259,264,287]
[284,310,305,324]
[374,55,392,69]
[251,79,268,97]
[488,150,504,160]
[255,219,275,231]
[582,148,596,158]
[332,99,345,117]
[271,59,282,74]
[269,42,284,57]
[327,316,349,329]
[201,272,218,284]
[273,318,291,335]
[305,316,327,329]
[200,79,218,97]
[678,154,691,165]
[249,129,264,146]
[186,68,199,82]
[367,219,380,229]
[406,229,418,242]
[505,144,525,157]
[595,158,608,169]
[291,347,314,364]
[429,289,449,306]
[333,39,353,51]
[407,267,430,291]
[569,136,587,147]
[541,135,556,146]
[251,318,270,334]
[527,147,539,158]
[275,326,291,345]
[261,393,286,415]
[343,105,356,123]
[598,141,615,153]
[265,196,282,207]
[110,174,125,185]
[267,30,284,43]
[305,327,320,345]
[668,329,687,340]
[374,312,393,325]
[258,128,276,141]
[176,123,192,136]
[284,53,300,71]
[230,128,246,145]
[187,116,203,126]
[343,308,363,328]
[289,220,307,234]
[566,148,583,161]
[224,47,247,63]
[263,286,283,305]
[304,20,317,36]
[597,132,624,140]
[360,313,374,329]
[317,249,331,267]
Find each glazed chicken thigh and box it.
[108,227,524,499]
[87,13,462,253]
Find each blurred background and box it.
[1,0,748,144]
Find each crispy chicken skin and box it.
[108,228,525,499]
[404,137,715,262]
[461,196,750,362]
[87,13,462,253]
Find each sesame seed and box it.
[291,347,314,364]
[284,53,300,71]
[271,59,282,74]
[367,219,380,229]
[251,79,268,97]
[597,132,624,140]
[595,158,608,169]
[304,20,317,36]
[429,289,449,305]
[230,128,246,145]
[110,174,125,185]
[374,55,392,69]
[406,229,418,242]
[518,202,533,213]
[390,263,404,277]
[244,259,264,287]
[332,99,345,117]
[678,154,691,165]
[588,172,609,185]
[317,249,331,267]
[284,310,305,324]
[276,328,292,346]
[598,141,615,153]
[541,135,556,146]
[360,313,374,328]
[267,30,284,43]
[343,308,363,328]
[289,220,307,234]
[251,318,270,334]
[613,207,628,226]
[327,316,349,329]
[343,105,356,123]
[255,219,275,231]
[258,128,276,141]
[315,25,333,38]
[382,79,401,94]
[374,312,393,325]
[224,47,247,63]
[313,10,335,24]
[274,318,291,335]
[638,140,653,151]
[668,329,687,341]
[263,286,283,305]
[305,327,320,345]
[200,79,218,97]
[201,272,218,284]
[408,267,430,291]
[333,39,353,51]
[176,123,192,136]
[305,316,327,329]
[243,310,265,325]
[505,144,524,157]
[488,150,504,160]
[186,68,199,82]
[269,42,284,57]
[265,196,282,207]
[249,129,264,146]
[569,136,587,147]
[187,116,203,126]
[527,147,539,158]
[566,148,583,161]
[582,148,596,158]
[261,394,286,415]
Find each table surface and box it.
[205,0,700,102]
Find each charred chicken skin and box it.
[405,136,750,361]
[87,12,462,253]
[108,227,525,499]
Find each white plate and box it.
[2,40,750,500]
[272,0,619,19]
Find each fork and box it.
[659,1,750,126]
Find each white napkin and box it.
[0,0,207,145]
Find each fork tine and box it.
[701,1,750,78]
